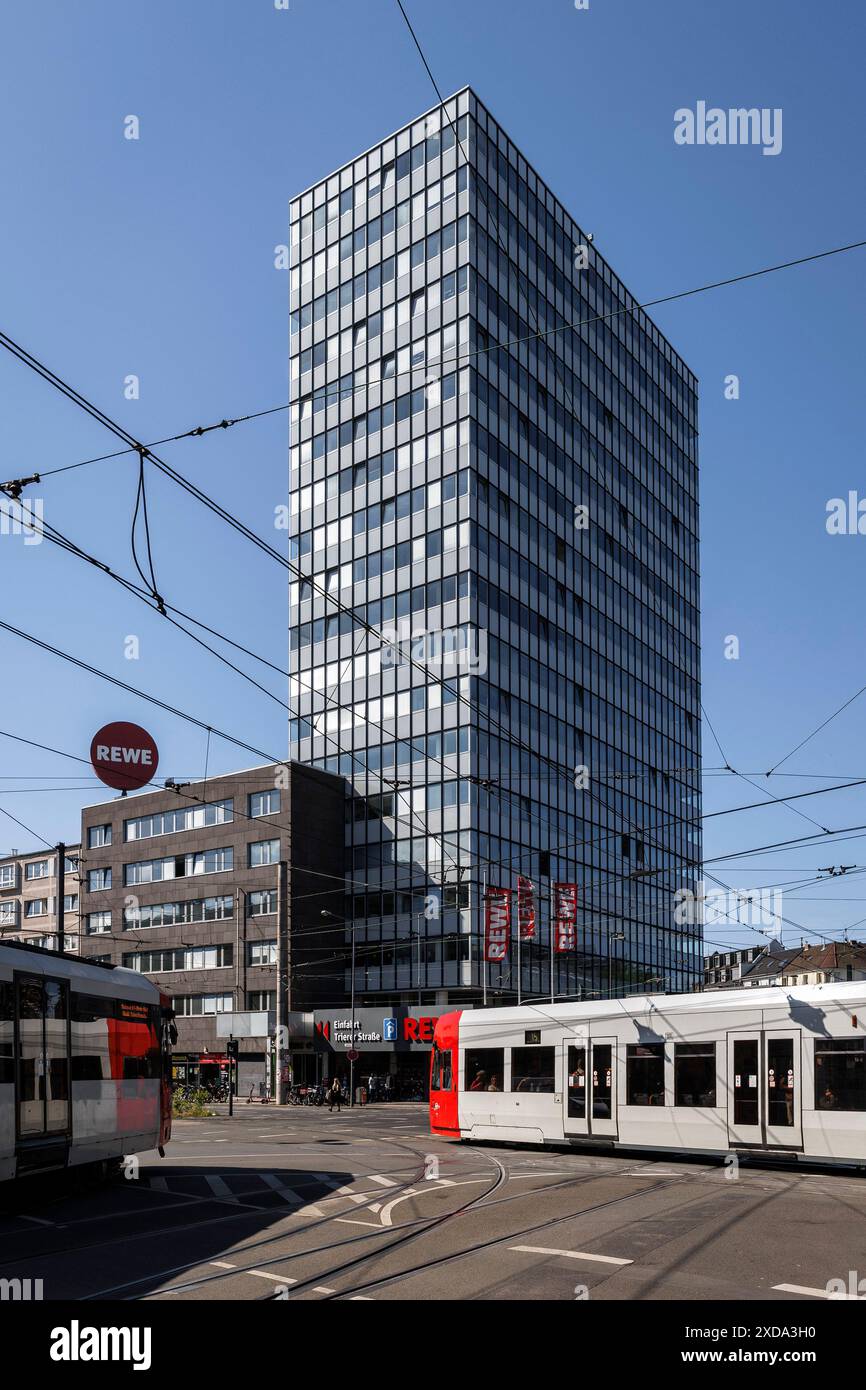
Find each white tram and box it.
[0,940,173,1183]
[430,983,866,1165]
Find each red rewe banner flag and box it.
[517,875,537,940]
[484,889,511,962]
[553,882,579,952]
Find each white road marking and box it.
[17,1213,56,1227]
[210,1261,296,1286]
[205,1176,238,1202]
[335,1218,382,1227]
[510,1245,633,1266]
[260,1173,324,1216]
[368,1174,398,1187]
[313,1285,336,1294]
[773,1283,866,1300]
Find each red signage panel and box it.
[484,888,511,962]
[90,722,159,791]
[553,881,579,952]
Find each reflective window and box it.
[465,1048,504,1093]
[511,1046,555,1093]
[430,1043,453,1092]
[674,1042,716,1107]
[815,1039,865,1112]
[627,1044,665,1106]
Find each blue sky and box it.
[0,0,864,949]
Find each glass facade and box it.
[289,88,702,1007]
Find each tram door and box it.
[726,1029,802,1148]
[15,975,70,1139]
[563,1036,617,1138]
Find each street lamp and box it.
[607,931,626,999]
[321,908,356,1107]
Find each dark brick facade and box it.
[78,763,345,1087]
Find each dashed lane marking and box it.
[510,1245,633,1266]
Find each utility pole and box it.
[275,860,289,1105]
[56,842,65,949]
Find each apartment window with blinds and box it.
[248,940,277,967]
[249,840,280,868]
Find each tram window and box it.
[767,1036,795,1127]
[567,1045,586,1118]
[815,1039,866,1112]
[0,981,12,1085]
[72,993,114,1021]
[626,1044,665,1106]
[430,1044,453,1092]
[674,1042,717,1107]
[511,1046,555,1093]
[465,1048,504,1092]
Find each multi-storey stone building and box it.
[0,845,80,951]
[77,763,344,1092]
[288,88,703,1008]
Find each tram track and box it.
[0,1133,439,1279]
[131,1153,690,1300]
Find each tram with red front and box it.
[430,982,866,1165]
[0,940,174,1182]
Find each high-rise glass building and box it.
[289,88,702,1009]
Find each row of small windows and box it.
[292,462,469,532]
[125,945,233,973]
[123,941,276,974]
[86,841,281,891]
[86,792,280,849]
[85,890,277,935]
[0,857,75,885]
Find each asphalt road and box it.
[3,1103,866,1302]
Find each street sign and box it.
[346,1048,360,1062]
[90,722,159,791]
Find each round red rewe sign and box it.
[90,722,159,791]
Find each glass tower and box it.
[289,88,702,1008]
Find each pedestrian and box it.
[328,1076,343,1113]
